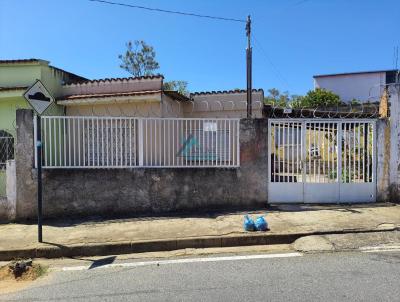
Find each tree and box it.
[118,40,190,94]
[118,40,160,77]
[297,88,341,108]
[264,88,291,107]
[264,87,342,109]
[163,80,189,95]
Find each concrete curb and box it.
[1,227,398,261]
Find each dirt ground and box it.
[0,263,47,294]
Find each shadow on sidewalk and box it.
[6,202,396,228]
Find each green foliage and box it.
[298,88,341,108]
[350,98,361,105]
[328,169,353,183]
[118,40,160,77]
[163,80,189,95]
[264,87,342,109]
[264,88,291,107]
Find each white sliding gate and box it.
[268,119,376,203]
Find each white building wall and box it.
[314,72,386,102]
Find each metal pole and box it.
[36,115,43,242]
[246,15,252,118]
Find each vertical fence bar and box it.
[282,123,286,182]
[172,120,175,167]
[129,119,132,166]
[322,123,325,183]
[277,123,281,182]
[202,120,205,167]
[138,119,143,166]
[58,118,61,166]
[91,117,94,167]
[362,123,365,182]
[330,123,333,182]
[71,118,75,166]
[367,123,371,182]
[293,123,295,180]
[357,122,360,183]
[83,119,86,167]
[101,118,104,166]
[78,118,81,166]
[236,120,240,167]
[159,119,162,166]
[344,123,347,183]
[118,118,121,166]
[150,119,153,166]
[313,123,316,182]
[337,122,343,184]
[372,122,376,183]
[296,123,299,181]
[95,118,98,167]
[163,119,166,167]
[111,119,115,166]
[62,118,66,167]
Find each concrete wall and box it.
[15,110,37,220]
[0,160,16,222]
[13,109,268,220]
[376,86,400,202]
[66,101,162,117]
[376,119,390,201]
[184,90,264,118]
[314,72,385,103]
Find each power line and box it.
[89,0,246,23]
[252,34,291,90]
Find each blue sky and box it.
[1,0,399,95]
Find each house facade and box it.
[313,69,399,102]
[0,58,264,198]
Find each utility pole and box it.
[246,15,252,118]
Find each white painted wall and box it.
[314,72,386,102]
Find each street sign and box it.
[23,80,54,115]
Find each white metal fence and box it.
[38,116,240,168]
[268,119,376,203]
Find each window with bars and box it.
[85,121,136,166]
[0,130,14,170]
[182,122,230,161]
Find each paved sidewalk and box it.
[0,204,399,260]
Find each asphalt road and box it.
[1,251,399,302]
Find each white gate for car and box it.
[268,119,376,203]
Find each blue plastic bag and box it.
[255,216,268,231]
[243,215,255,231]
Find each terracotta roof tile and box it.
[65,74,164,86]
[0,58,47,64]
[58,90,162,101]
[0,86,28,92]
[190,88,263,96]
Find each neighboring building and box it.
[59,81,264,118]
[313,69,399,102]
[0,59,86,196]
[0,59,86,137]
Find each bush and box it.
[294,88,341,108]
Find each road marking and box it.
[61,252,303,271]
[360,245,400,253]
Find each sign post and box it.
[36,116,43,242]
[24,80,54,243]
